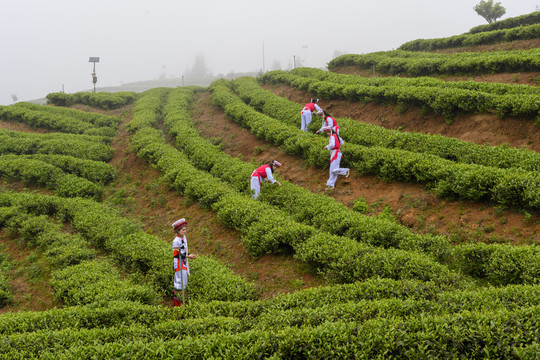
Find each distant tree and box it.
[474,0,506,23]
[158,65,166,80]
[271,60,282,71]
[332,49,347,59]
[185,53,211,78]
[183,53,215,86]
[286,59,293,70]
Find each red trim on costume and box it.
[330,134,341,163]
[251,164,270,185]
[303,103,316,112]
[332,134,341,150]
[174,259,188,272]
[326,116,340,133]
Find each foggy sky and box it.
[1,0,538,105]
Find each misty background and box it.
[2,0,538,105]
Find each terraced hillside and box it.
[0,11,539,358]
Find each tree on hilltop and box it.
[186,53,211,78]
[183,53,215,86]
[332,49,347,59]
[474,0,506,23]
[271,60,282,71]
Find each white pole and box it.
[180,262,185,305]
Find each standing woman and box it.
[250,160,282,199]
[324,129,349,189]
[316,110,340,135]
[172,218,197,306]
[301,98,323,131]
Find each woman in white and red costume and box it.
[301,98,323,131]
[250,160,282,199]
[316,110,340,136]
[172,218,197,306]
[324,129,349,189]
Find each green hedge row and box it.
[0,154,116,184]
[253,289,540,334]
[0,104,117,137]
[287,66,540,101]
[128,88,170,133]
[8,102,121,129]
[0,156,103,199]
[256,283,540,330]
[244,74,540,172]
[0,129,113,144]
[5,292,540,358]
[399,22,540,51]
[328,48,540,77]
[262,69,540,121]
[453,242,540,285]
[0,316,243,358]
[0,129,115,162]
[0,278,443,335]
[0,278,538,334]
[51,260,161,306]
[468,11,540,34]
[2,269,540,358]
[46,91,137,109]
[28,305,540,359]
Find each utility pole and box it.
[262,41,265,73]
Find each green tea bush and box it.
[47,91,137,109]
[0,130,114,161]
[51,260,161,306]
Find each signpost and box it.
[89,57,100,93]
